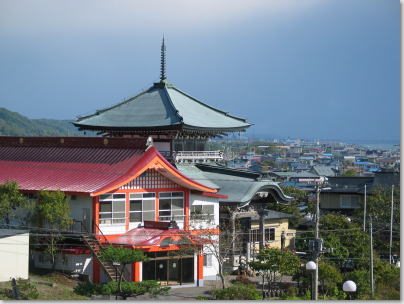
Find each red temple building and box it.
[0,40,294,286]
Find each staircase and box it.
[80,225,129,282]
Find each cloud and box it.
[0,0,321,36]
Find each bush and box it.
[74,281,101,297]
[15,279,39,300]
[74,280,170,299]
[212,282,261,300]
[230,275,254,285]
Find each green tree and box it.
[353,186,400,255]
[249,248,300,297]
[99,246,149,296]
[32,190,73,269]
[266,186,308,228]
[341,169,357,177]
[318,260,343,297]
[0,181,28,225]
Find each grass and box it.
[0,270,90,300]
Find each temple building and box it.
[0,40,295,285]
[74,39,251,163]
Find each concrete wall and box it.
[0,230,29,281]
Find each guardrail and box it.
[173,151,223,163]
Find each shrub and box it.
[230,275,254,285]
[212,282,261,300]
[74,281,101,297]
[74,280,170,299]
[16,279,39,300]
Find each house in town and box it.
[319,171,400,214]
[176,163,295,272]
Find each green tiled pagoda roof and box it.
[74,82,252,133]
[176,164,292,204]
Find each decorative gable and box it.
[120,169,180,189]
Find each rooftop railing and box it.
[173,151,223,163]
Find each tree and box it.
[341,169,356,177]
[31,190,73,269]
[318,260,343,297]
[249,248,300,298]
[0,181,28,225]
[99,246,148,296]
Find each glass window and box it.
[265,228,275,241]
[99,193,126,225]
[158,192,184,222]
[204,254,213,267]
[191,204,214,220]
[129,192,156,223]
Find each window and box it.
[204,254,213,267]
[250,228,275,242]
[99,193,126,224]
[265,228,275,241]
[129,193,156,222]
[250,229,259,243]
[340,195,359,208]
[158,192,184,221]
[191,204,214,220]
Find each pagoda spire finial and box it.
[160,36,166,82]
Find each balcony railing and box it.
[158,215,186,222]
[173,151,223,163]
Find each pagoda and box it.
[74,39,251,161]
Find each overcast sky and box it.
[0,0,400,142]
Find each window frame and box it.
[99,193,126,225]
[203,254,213,267]
[129,192,156,223]
[158,191,185,222]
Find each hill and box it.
[0,108,86,136]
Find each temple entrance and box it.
[142,252,194,285]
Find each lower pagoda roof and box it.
[74,82,252,136]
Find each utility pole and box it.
[370,218,374,298]
[389,185,394,264]
[314,185,320,301]
[363,184,367,231]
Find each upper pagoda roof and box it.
[74,81,252,135]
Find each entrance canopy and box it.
[109,226,206,248]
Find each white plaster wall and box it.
[32,251,92,277]
[0,230,29,281]
[189,194,219,230]
[202,244,220,279]
[67,196,93,233]
[99,225,126,235]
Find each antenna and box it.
[160,36,167,82]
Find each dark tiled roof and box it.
[177,164,291,204]
[250,209,295,220]
[74,82,252,133]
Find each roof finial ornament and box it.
[160,36,167,82]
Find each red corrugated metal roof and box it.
[0,136,146,194]
[0,136,218,195]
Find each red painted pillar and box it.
[197,254,204,280]
[93,259,100,284]
[132,262,141,282]
[184,190,190,231]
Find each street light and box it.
[343,280,357,300]
[306,261,316,300]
